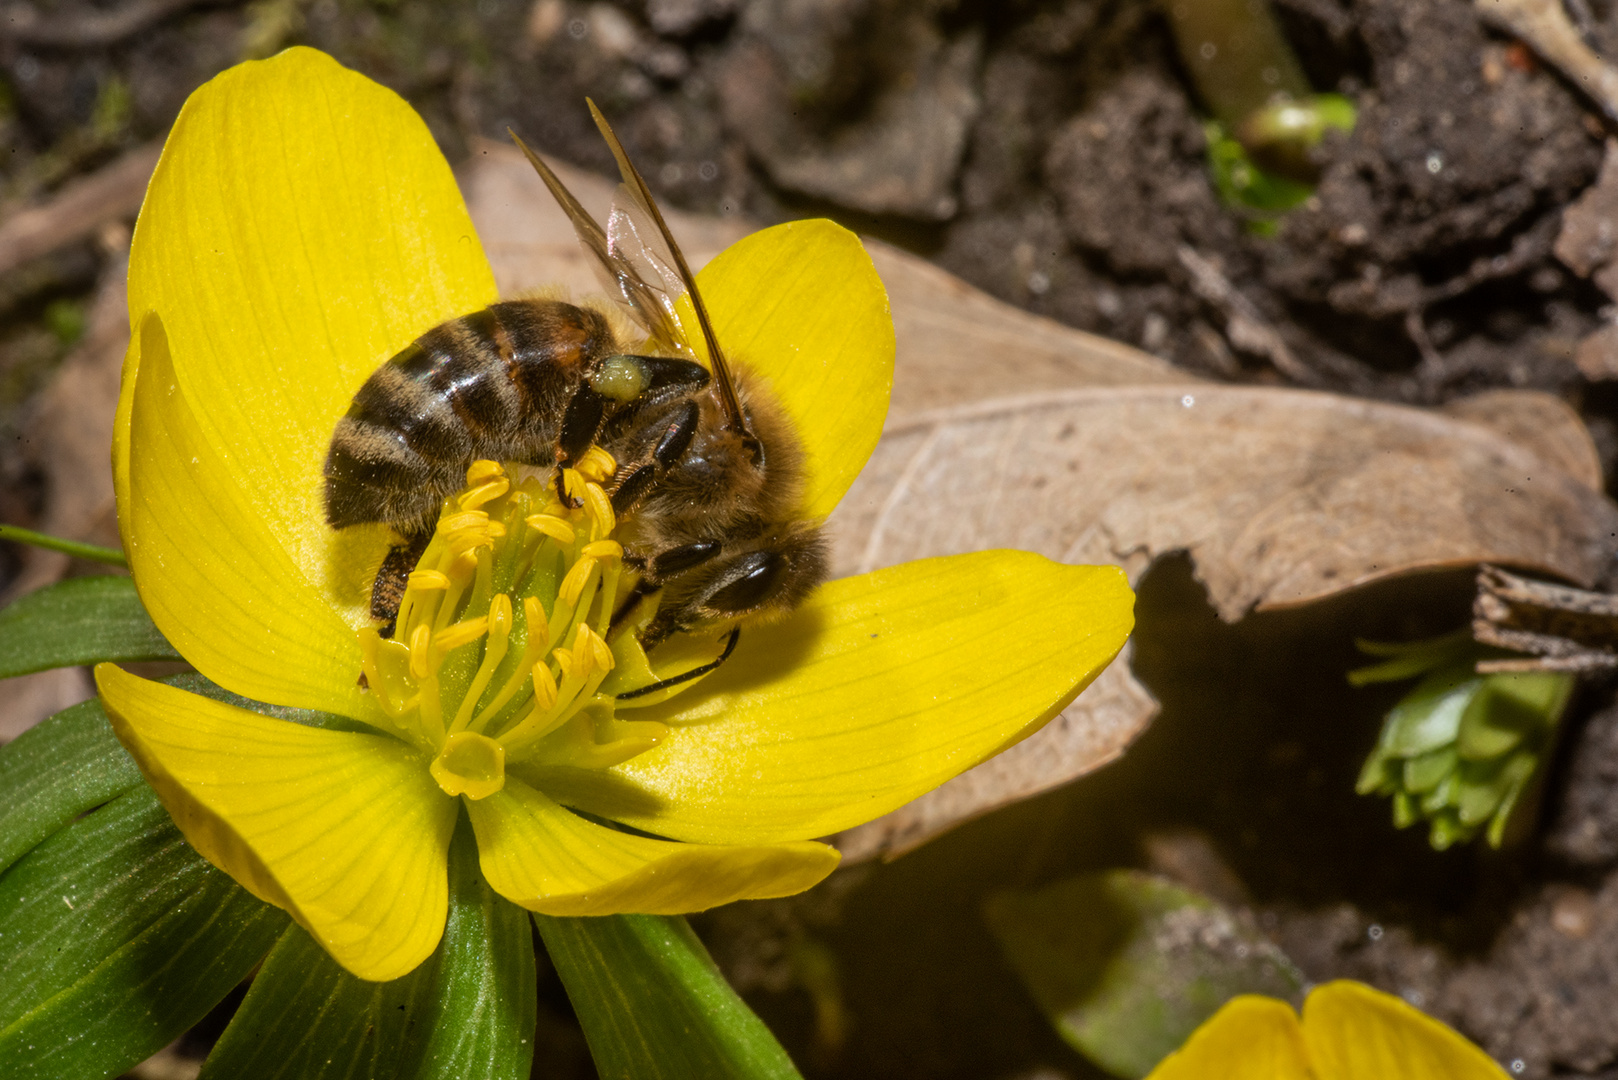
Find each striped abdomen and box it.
[324,299,616,537]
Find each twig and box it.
[0,141,159,278]
[1177,245,1319,384]
[0,0,219,48]
[1564,0,1597,41]
[1475,0,1618,125]
[1473,564,1618,672]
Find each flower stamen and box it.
[357,458,711,801]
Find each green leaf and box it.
[0,785,287,1080]
[1455,673,1568,761]
[0,576,179,678]
[984,871,1303,1079]
[200,814,535,1080]
[1401,747,1456,795]
[534,912,803,1080]
[0,697,142,877]
[1380,668,1476,757]
[0,671,361,880]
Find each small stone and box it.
[1550,888,1595,939]
[1574,324,1618,381]
[1555,140,1618,291]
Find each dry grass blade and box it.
[0,0,214,48]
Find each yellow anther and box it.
[433,616,490,658]
[523,595,548,646]
[441,510,491,534]
[577,446,618,481]
[531,661,559,712]
[561,468,586,503]
[447,549,481,580]
[408,624,432,681]
[448,530,495,558]
[488,594,513,638]
[563,624,603,680]
[408,569,451,591]
[578,623,615,672]
[582,539,622,560]
[458,477,510,511]
[558,555,598,606]
[583,482,615,537]
[465,459,506,486]
[350,452,678,767]
[526,514,576,546]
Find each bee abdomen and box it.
[323,299,616,536]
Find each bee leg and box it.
[608,539,723,638]
[555,379,608,507]
[610,399,701,516]
[615,627,741,700]
[609,578,662,637]
[372,531,430,638]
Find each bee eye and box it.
[705,551,783,614]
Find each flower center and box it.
[358,456,684,800]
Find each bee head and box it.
[642,523,827,647]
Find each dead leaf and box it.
[833,385,1617,616]
[1441,389,1603,491]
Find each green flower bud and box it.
[1351,631,1572,850]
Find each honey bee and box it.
[324,103,826,649]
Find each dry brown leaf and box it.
[461,144,1618,863]
[1442,389,1604,490]
[832,386,1617,616]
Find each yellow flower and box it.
[95,47,1133,982]
[1148,981,1509,1079]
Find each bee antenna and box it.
[585,99,753,442]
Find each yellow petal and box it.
[684,220,893,519]
[1146,996,1311,1080]
[125,313,377,718]
[112,332,139,559]
[124,46,497,636]
[96,664,458,982]
[538,552,1134,844]
[1303,981,1509,1080]
[466,776,838,915]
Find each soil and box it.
[6,1,1618,1077]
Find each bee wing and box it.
[584,101,752,439]
[603,193,692,353]
[507,130,691,357]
